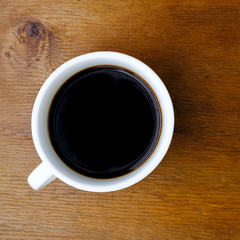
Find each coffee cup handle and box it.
[28,162,56,190]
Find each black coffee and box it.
[48,66,161,178]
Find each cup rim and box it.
[31,51,174,192]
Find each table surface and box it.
[1,0,240,239]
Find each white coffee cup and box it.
[28,51,174,192]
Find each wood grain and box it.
[1,0,240,239]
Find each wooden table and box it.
[1,0,240,239]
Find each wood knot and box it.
[11,19,56,66]
[27,23,40,38]
[5,52,11,58]
[16,21,46,44]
